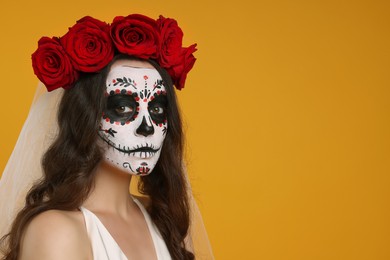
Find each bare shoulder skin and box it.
[19,209,92,260]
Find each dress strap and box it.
[79,199,171,260]
[133,198,172,260]
[79,207,128,260]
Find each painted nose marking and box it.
[136,116,154,137]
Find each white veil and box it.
[0,83,214,259]
[0,83,60,235]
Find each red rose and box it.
[32,37,78,92]
[167,44,197,90]
[110,14,159,59]
[157,16,183,68]
[60,16,114,72]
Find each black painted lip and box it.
[119,146,159,154]
[99,134,160,155]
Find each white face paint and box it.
[99,63,168,176]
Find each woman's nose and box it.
[136,116,154,137]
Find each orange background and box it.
[1,0,389,259]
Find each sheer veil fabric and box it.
[0,83,214,259]
[0,83,60,236]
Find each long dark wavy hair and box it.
[0,55,194,260]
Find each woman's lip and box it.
[98,135,161,155]
[131,147,159,153]
[115,146,160,155]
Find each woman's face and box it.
[99,59,168,175]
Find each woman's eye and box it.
[149,106,164,115]
[116,106,133,114]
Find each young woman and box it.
[0,14,213,260]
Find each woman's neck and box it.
[82,161,136,218]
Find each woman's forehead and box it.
[106,66,161,82]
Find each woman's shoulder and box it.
[19,209,91,260]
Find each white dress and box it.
[79,198,172,260]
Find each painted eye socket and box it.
[148,104,166,124]
[149,106,164,115]
[148,94,167,124]
[105,94,138,123]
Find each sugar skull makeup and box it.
[99,63,168,176]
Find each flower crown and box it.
[32,14,197,92]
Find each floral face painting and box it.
[99,61,168,175]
